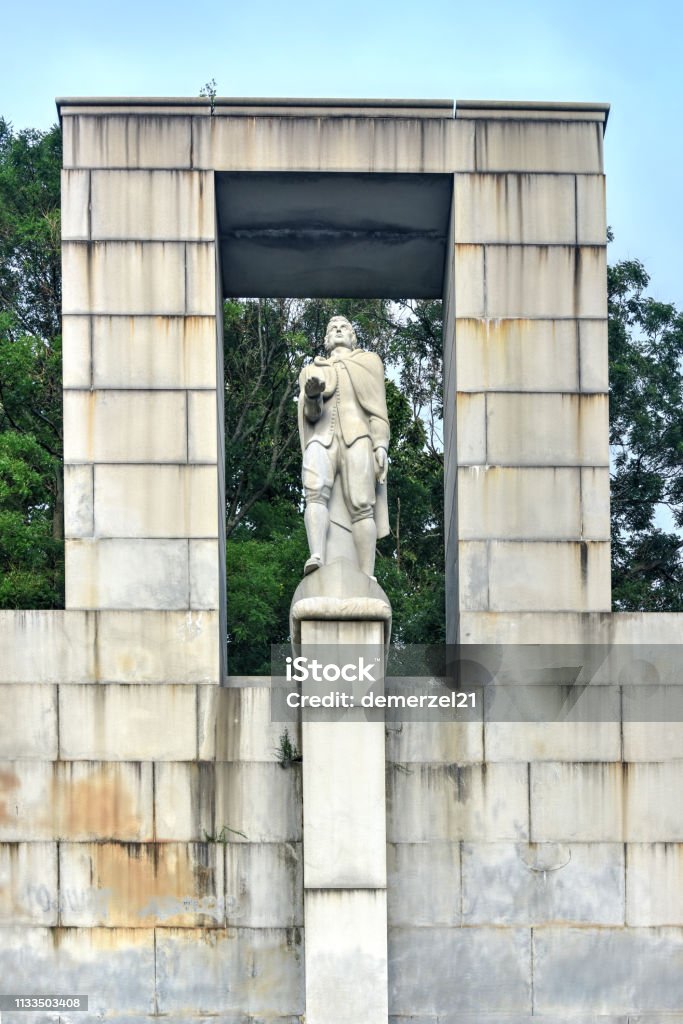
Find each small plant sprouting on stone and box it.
[199,78,217,115]
[276,728,302,769]
[203,824,247,842]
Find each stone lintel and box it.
[457,99,610,128]
[56,96,455,120]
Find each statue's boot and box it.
[352,517,377,578]
[304,503,329,574]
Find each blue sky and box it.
[2,0,682,308]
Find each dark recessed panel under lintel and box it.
[216,172,452,298]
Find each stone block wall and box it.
[445,104,611,634]
[61,164,224,626]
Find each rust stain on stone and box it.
[52,764,141,839]
[0,769,20,824]
[83,842,217,925]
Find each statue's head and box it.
[324,315,357,353]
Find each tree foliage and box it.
[608,256,683,609]
[0,119,63,607]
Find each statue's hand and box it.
[374,447,388,484]
[305,375,326,399]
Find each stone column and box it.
[60,111,226,673]
[291,562,391,1024]
[444,103,610,636]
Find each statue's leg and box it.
[302,440,334,573]
[342,438,377,578]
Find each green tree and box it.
[0,119,63,608]
[608,255,683,609]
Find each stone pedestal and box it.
[291,561,391,1024]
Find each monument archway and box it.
[58,95,612,665]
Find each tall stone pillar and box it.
[291,562,391,1024]
[60,112,226,672]
[443,102,610,637]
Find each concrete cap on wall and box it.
[456,99,610,130]
[56,96,456,120]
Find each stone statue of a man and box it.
[298,315,390,578]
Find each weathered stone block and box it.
[387,762,528,842]
[531,762,623,841]
[153,761,215,842]
[453,245,485,317]
[55,760,154,841]
[0,925,155,1016]
[486,393,610,466]
[579,318,609,392]
[0,842,58,924]
[303,720,386,889]
[214,763,302,844]
[65,538,189,610]
[154,926,304,1016]
[190,539,220,609]
[485,245,607,319]
[225,842,303,927]
[387,842,461,925]
[94,465,218,538]
[581,466,611,539]
[188,390,218,462]
[92,315,216,389]
[61,169,90,239]
[461,841,624,925]
[62,113,192,168]
[485,720,621,762]
[0,761,154,841]
[185,242,217,315]
[59,841,225,927]
[457,467,582,540]
[455,318,579,393]
[59,685,197,760]
[626,844,683,925]
[457,541,489,611]
[192,113,474,173]
[63,390,187,463]
[624,763,683,841]
[389,925,531,1014]
[198,685,300,762]
[474,119,603,173]
[454,173,576,243]
[385,719,483,764]
[456,392,486,464]
[576,174,607,244]
[0,684,57,759]
[64,464,93,538]
[0,761,52,841]
[90,169,214,239]
[486,540,611,611]
[62,241,187,315]
[96,611,220,684]
[533,759,683,841]
[0,611,95,683]
[533,926,683,1013]
[623,721,683,762]
[306,889,388,1024]
[61,315,91,388]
